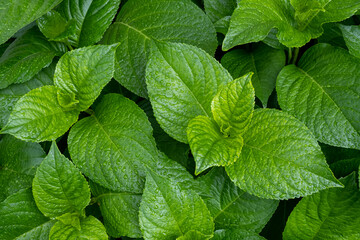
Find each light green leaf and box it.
[49,215,107,240]
[211,74,255,135]
[283,173,360,240]
[0,62,54,128]
[221,43,286,107]
[54,44,117,111]
[68,93,158,192]
[146,41,232,143]
[0,135,45,202]
[213,229,266,240]
[139,171,214,240]
[214,16,231,35]
[32,142,90,218]
[90,181,142,238]
[56,212,81,231]
[226,109,342,200]
[187,116,243,175]
[0,188,54,240]
[277,43,360,149]
[339,24,360,58]
[196,168,278,231]
[1,85,79,142]
[57,0,121,47]
[0,28,65,89]
[37,10,76,42]
[0,0,63,44]
[101,0,217,97]
[204,0,237,23]
[177,230,210,240]
[223,0,360,49]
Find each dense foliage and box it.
[1,0,360,239]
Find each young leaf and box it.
[101,0,217,97]
[226,109,342,200]
[0,0,63,44]
[187,116,243,175]
[57,0,121,47]
[211,74,255,135]
[195,168,278,232]
[32,142,90,218]
[54,44,117,111]
[0,135,45,201]
[221,43,286,107]
[1,85,80,142]
[0,28,65,89]
[146,41,232,143]
[213,229,266,240]
[223,0,360,49]
[277,43,360,149]
[68,93,159,192]
[338,24,360,58]
[49,215,108,240]
[37,10,76,42]
[0,189,54,240]
[0,62,54,128]
[283,173,360,239]
[139,171,214,239]
[90,181,143,238]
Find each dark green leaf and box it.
[0,135,45,202]
[204,0,237,23]
[221,43,285,107]
[146,41,232,143]
[0,28,65,89]
[196,168,278,231]
[139,171,214,239]
[0,189,54,240]
[0,0,63,44]
[277,44,360,149]
[101,0,217,97]
[339,24,360,58]
[283,173,360,240]
[57,0,121,47]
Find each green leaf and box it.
[0,0,63,44]
[49,215,108,240]
[32,142,90,218]
[196,168,278,231]
[283,173,360,240]
[318,23,347,48]
[330,158,360,178]
[57,0,121,47]
[277,43,360,149]
[139,171,214,240]
[0,62,54,128]
[221,43,286,107]
[339,24,360,58]
[101,0,217,97]
[54,44,117,111]
[90,181,142,238]
[37,10,76,42]
[0,188,54,240]
[204,0,237,23]
[0,135,45,202]
[187,116,243,175]
[213,229,266,240]
[226,109,342,200]
[223,0,360,49]
[1,85,80,142]
[0,28,65,89]
[211,74,255,135]
[68,93,158,192]
[146,41,232,143]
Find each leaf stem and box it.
[84,109,94,115]
[65,40,74,51]
[291,48,300,65]
[287,48,292,65]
